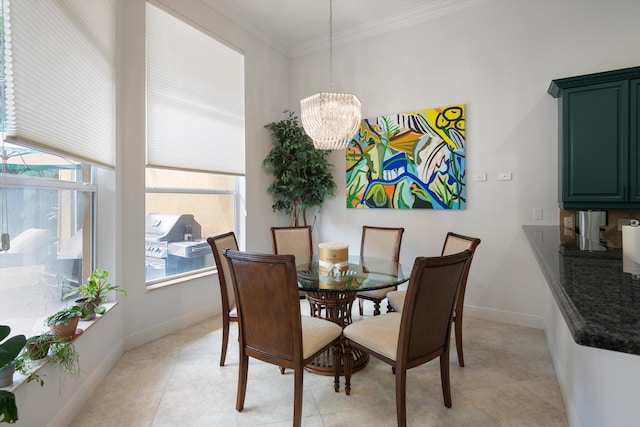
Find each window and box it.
[0,0,113,336]
[145,3,245,284]
[0,143,95,337]
[145,168,237,283]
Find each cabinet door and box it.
[630,78,640,201]
[561,81,628,205]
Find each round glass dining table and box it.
[296,255,410,376]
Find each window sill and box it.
[1,301,118,393]
[145,268,216,291]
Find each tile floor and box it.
[70,302,569,427]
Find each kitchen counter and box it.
[523,225,640,355]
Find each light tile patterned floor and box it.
[70,302,568,426]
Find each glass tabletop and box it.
[296,255,410,292]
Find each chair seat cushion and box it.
[301,315,342,359]
[357,288,392,300]
[343,312,401,361]
[386,290,405,312]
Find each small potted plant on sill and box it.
[64,268,126,320]
[45,306,86,340]
[0,325,26,388]
[14,330,81,388]
[14,335,48,387]
[24,333,55,361]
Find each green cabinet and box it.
[549,66,640,209]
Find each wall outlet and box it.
[564,216,574,229]
[473,172,487,182]
[497,172,513,181]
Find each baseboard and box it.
[464,304,544,329]
[123,304,215,350]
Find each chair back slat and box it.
[207,232,239,311]
[398,251,473,365]
[271,226,313,264]
[223,250,302,363]
[441,232,480,256]
[440,232,481,314]
[360,226,404,262]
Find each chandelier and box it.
[300,0,361,150]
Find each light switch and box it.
[473,173,487,182]
[497,172,512,181]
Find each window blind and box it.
[4,0,115,168]
[146,3,245,176]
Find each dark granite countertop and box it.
[524,225,640,356]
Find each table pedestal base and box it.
[303,291,369,376]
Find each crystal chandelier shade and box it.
[300,92,362,150]
[300,0,362,150]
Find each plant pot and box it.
[0,362,15,388]
[25,335,54,360]
[49,316,80,340]
[75,297,102,320]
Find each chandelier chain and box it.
[329,0,333,91]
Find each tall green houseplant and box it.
[264,111,336,226]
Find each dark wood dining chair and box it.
[206,232,239,367]
[222,249,342,427]
[387,232,481,367]
[344,250,474,427]
[356,225,404,316]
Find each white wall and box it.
[288,0,640,327]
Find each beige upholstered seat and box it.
[344,250,474,427]
[387,232,481,367]
[206,232,239,367]
[356,226,404,316]
[222,249,342,427]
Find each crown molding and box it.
[202,0,494,59]
[291,0,494,58]
[200,0,292,57]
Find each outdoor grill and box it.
[144,213,210,281]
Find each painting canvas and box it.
[346,104,466,209]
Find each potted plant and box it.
[23,333,55,361]
[64,268,126,320]
[45,306,85,339]
[264,110,336,226]
[0,325,26,388]
[14,331,81,388]
[0,389,18,423]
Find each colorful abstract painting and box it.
[346,104,466,209]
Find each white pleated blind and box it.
[146,3,245,176]
[5,0,115,168]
